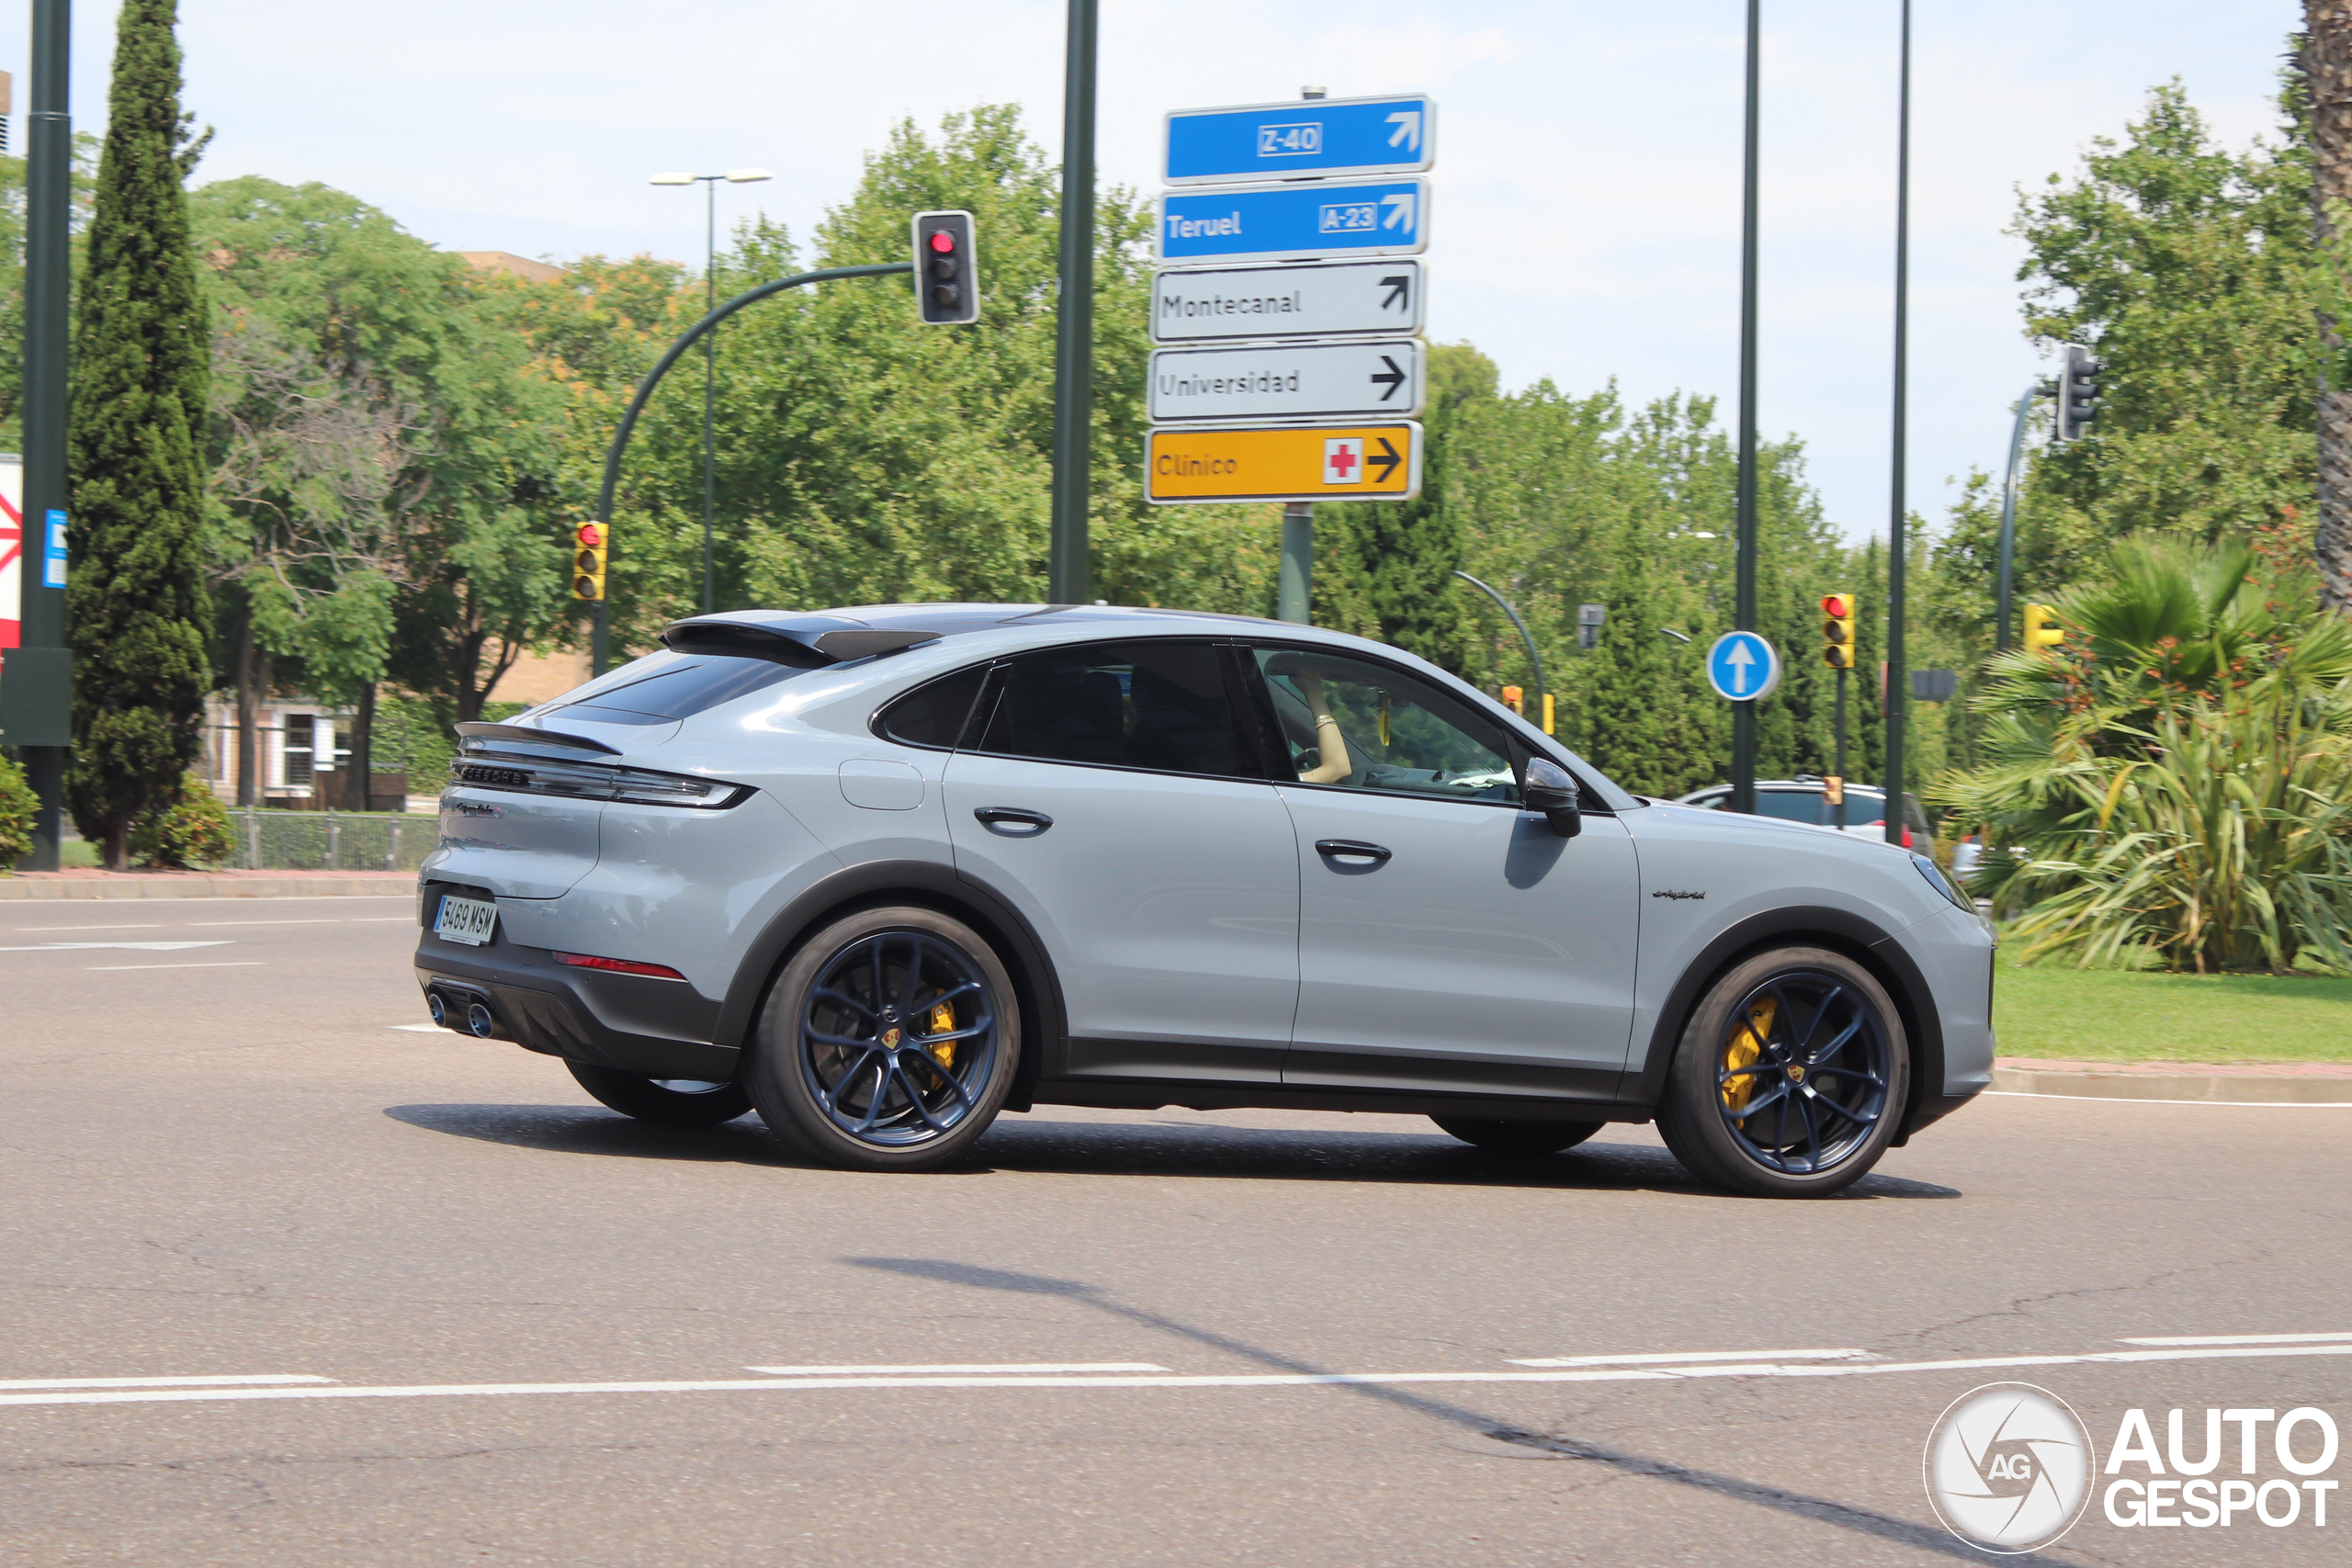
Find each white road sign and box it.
[1148,339,1426,423]
[1149,259,1425,344]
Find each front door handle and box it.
[975,806,1054,836]
[1314,838,1392,863]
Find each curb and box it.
[1992,1061,2352,1104]
[0,874,414,901]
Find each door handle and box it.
[1314,838,1392,863]
[974,806,1054,835]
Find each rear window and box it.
[876,665,990,750]
[548,654,799,725]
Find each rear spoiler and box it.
[453,721,620,755]
[660,616,941,667]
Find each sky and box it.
[8,0,2304,543]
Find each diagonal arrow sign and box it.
[1366,437,1402,484]
[1378,274,1410,311]
[1385,110,1422,152]
[1380,192,1416,233]
[1370,355,1407,401]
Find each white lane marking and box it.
[346,917,417,923]
[0,1375,334,1392]
[2120,1332,2352,1347]
[1510,1348,1869,1368]
[88,961,266,972]
[185,919,333,928]
[8,1342,2352,1412]
[1987,1091,2352,1108]
[0,941,232,953]
[6,924,166,932]
[747,1362,1170,1376]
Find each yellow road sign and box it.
[1147,421,1422,503]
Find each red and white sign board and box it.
[0,457,22,653]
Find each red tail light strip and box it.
[552,952,687,980]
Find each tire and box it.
[746,906,1021,1172]
[565,1060,752,1126]
[1430,1115,1603,1156]
[1656,945,1910,1198]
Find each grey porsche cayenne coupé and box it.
[414,604,1996,1197]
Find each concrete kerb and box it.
[0,873,414,901]
[1993,1058,2352,1105]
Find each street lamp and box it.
[650,167,774,614]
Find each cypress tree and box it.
[65,0,210,870]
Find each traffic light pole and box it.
[586,261,915,678]
[1883,0,1913,848]
[1452,570,1544,729]
[1993,381,2037,653]
[1729,0,1762,817]
[1046,0,1098,605]
[1833,667,1849,829]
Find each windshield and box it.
[530,652,802,727]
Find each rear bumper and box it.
[413,885,738,1081]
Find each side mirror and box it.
[1523,757,1582,839]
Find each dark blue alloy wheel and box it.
[800,931,997,1148]
[1713,969,1893,1176]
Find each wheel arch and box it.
[716,860,1067,1112]
[1623,907,1944,1145]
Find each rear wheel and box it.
[747,906,1020,1171]
[565,1060,752,1126]
[1430,1116,1602,1156]
[1657,946,1909,1198]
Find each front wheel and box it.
[565,1060,752,1126]
[746,906,1020,1171]
[1657,946,1910,1198]
[1430,1116,1603,1156]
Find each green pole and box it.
[1277,503,1313,622]
[1046,0,1098,605]
[1884,0,1912,846]
[1993,382,2036,653]
[13,0,72,870]
[701,175,718,615]
[1730,0,1761,816]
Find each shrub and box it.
[0,752,38,867]
[130,771,235,869]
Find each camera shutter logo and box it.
[1923,1382,2096,1552]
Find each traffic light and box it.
[2053,344,2102,444]
[571,521,607,602]
[2022,604,2065,652]
[1499,685,1523,715]
[911,209,979,325]
[1820,592,1858,670]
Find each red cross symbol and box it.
[1323,437,1363,485]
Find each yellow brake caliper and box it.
[927,1000,957,1071]
[1721,997,1777,1118]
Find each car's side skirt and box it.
[1030,1077,1650,1124]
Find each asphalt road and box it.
[3,897,2346,1566]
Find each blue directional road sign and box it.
[1706,630,1781,703]
[1159,179,1429,264]
[1165,94,1436,186]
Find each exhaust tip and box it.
[467,1002,496,1039]
[426,992,447,1028]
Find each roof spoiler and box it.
[660,616,942,667]
[454,721,621,755]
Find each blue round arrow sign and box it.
[1705,630,1781,702]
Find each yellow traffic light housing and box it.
[1823,774,1845,807]
[2023,603,2064,652]
[1499,684,1524,715]
[571,521,608,602]
[1820,592,1858,670]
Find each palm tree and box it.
[2305,4,2352,614]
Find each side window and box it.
[975,641,1250,777]
[1755,790,1826,826]
[875,664,990,750]
[1250,648,1519,805]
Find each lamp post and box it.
[649,167,773,615]
[1883,0,1913,847]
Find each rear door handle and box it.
[975,806,1054,835]
[1314,839,1392,863]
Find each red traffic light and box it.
[929,231,956,254]
[576,521,605,548]
[1821,592,1853,618]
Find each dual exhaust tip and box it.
[425,987,498,1039]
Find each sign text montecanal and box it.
[1151,259,1423,344]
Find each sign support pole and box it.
[12,0,71,871]
[1833,667,1849,829]
[1277,503,1313,622]
[1729,0,1761,818]
[1884,0,1912,846]
[1047,0,1098,605]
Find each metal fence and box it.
[223,809,435,873]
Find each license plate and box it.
[434,895,499,946]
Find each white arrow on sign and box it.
[1724,639,1756,694]
[1381,192,1417,232]
[1385,110,1422,152]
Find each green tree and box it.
[65,0,210,869]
